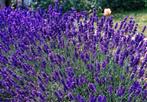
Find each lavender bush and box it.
[0,6,146,102]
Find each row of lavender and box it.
[0,6,146,102]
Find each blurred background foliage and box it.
[31,0,147,12]
[31,0,102,13]
[103,0,146,11]
[2,0,147,13]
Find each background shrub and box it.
[31,0,102,13]
[31,0,147,13]
[102,0,146,11]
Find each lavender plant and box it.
[0,5,146,102]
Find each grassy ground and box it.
[112,9,147,36]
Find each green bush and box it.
[31,0,102,13]
[144,0,147,7]
[31,0,146,13]
[102,0,146,11]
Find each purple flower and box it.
[128,94,133,102]
[80,52,90,63]
[77,75,87,86]
[67,92,74,101]
[54,90,64,101]
[66,77,76,89]
[39,83,46,92]
[138,69,144,78]
[94,75,101,84]
[132,66,138,73]
[52,70,61,81]
[97,95,107,102]
[114,53,119,63]
[107,85,113,94]
[143,83,147,90]
[76,94,85,102]
[65,67,75,77]
[142,90,147,100]
[135,34,144,43]
[0,55,8,65]
[89,94,96,102]
[116,86,125,97]
[130,55,140,67]
[61,79,68,91]
[95,61,100,72]
[41,60,46,69]
[142,26,146,33]
[87,64,94,71]
[99,43,108,54]
[100,77,106,84]
[102,60,107,69]
[130,73,135,80]
[129,81,142,96]
[114,23,118,29]
[88,83,96,92]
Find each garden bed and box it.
[0,6,146,101]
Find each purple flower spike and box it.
[116,86,125,97]
[102,60,107,69]
[65,67,75,77]
[142,90,147,100]
[88,83,96,92]
[67,92,74,101]
[89,94,96,102]
[52,70,61,81]
[97,95,107,102]
[78,75,87,85]
[54,90,64,101]
[128,94,133,102]
[76,94,85,102]
[129,81,142,96]
[41,60,46,69]
[107,85,113,94]
[114,23,118,29]
[142,26,146,33]
[87,64,94,71]
[138,68,144,78]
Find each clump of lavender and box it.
[0,6,146,102]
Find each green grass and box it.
[112,9,147,36]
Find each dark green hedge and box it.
[102,0,146,11]
[31,0,102,12]
[31,0,147,12]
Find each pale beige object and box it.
[103,8,112,16]
[144,37,147,41]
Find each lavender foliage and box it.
[0,6,146,102]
